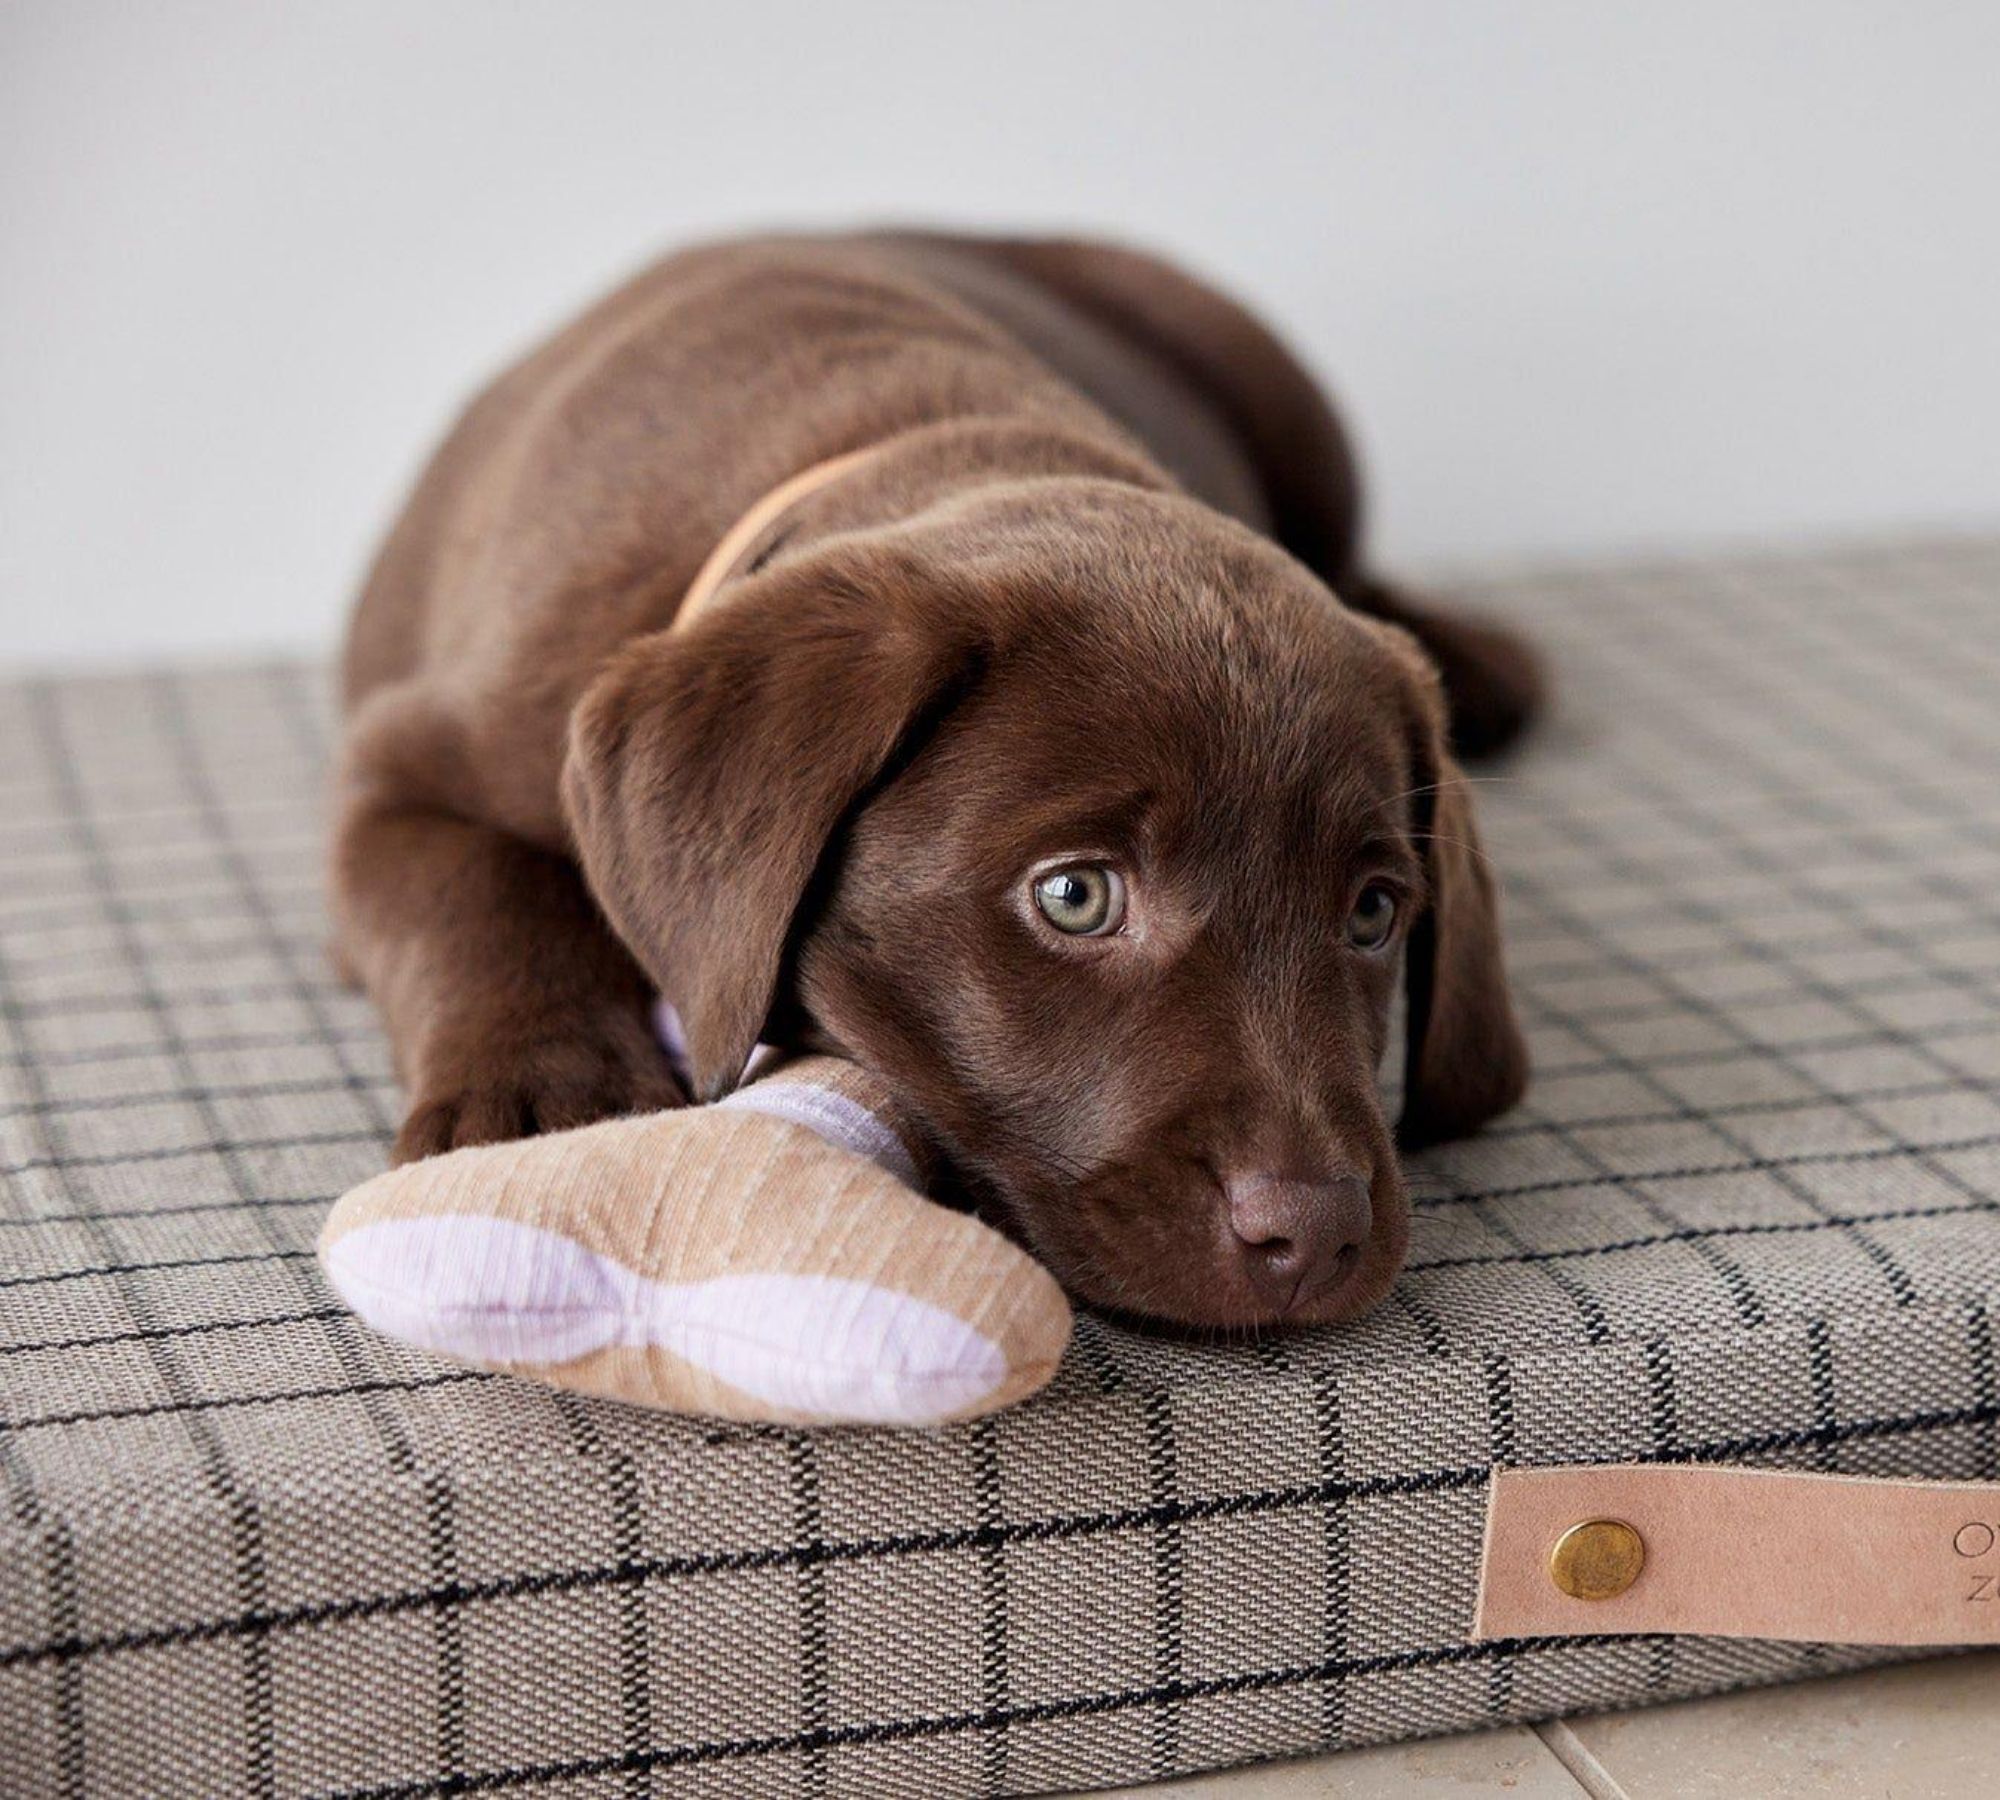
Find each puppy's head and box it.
[564,485,1526,1329]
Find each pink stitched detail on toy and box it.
[652,997,911,1180]
[716,1081,921,1188]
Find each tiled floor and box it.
[1094,1651,2000,1797]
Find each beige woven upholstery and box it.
[5,537,1999,1796]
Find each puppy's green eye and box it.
[1347,882,1398,951]
[1032,865,1125,936]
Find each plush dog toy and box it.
[319,1035,1071,1427]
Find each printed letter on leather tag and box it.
[1475,1464,2000,1646]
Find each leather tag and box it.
[1474,1464,2000,1645]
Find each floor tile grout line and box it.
[1534,1720,1631,1799]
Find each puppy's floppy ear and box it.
[1374,625,1529,1148]
[562,560,978,1101]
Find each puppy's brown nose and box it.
[1225,1171,1372,1315]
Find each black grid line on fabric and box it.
[1383,1269,1453,1356]
[786,1432,832,1799]
[1447,1195,1614,1341]
[0,1192,338,1233]
[549,1391,654,1800]
[1798,1317,1842,1680]
[1706,560,2000,759]
[0,1463,1496,1673]
[2,1247,324,1293]
[0,1304,354,1361]
[10,1381,1993,1677]
[145,670,420,1478]
[1514,963,2000,1032]
[315,1634,1612,1800]
[1970,1303,1999,1494]
[1525,1012,2000,1085]
[1641,1338,1678,1455]
[0,1074,399,1125]
[1584,724,2000,1080]
[1505,827,1924,1311]
[0,863,324,919]
[1580,559,2000,845]
[0,1022,385,1074]
[1409,1193,2000,1277]
[45,1541,84,1799]
[1488,946,1772,1331]
[0,910,333,978]
[1312,1368,1350,1750]
[1057,1312,1133,1396]
[0,1451,83,1800]
[1414,1129,2000,1212]
[5,976,361,1021]
[1516,907,2000,991]
[12,687,288,1797]
[1482,1069,2000,1145]
[1480,1352,1519,1467]
[1804,1318,1839,1474]
[1406,1012,1621,1337]
[0,1128,386,1182]
[1573,737,2000,1226]
[616,1473,654,1800]
[970,1414,1011,1799]
[0,791,315,825]
[423,1472,468,1792]
[1141,1387,1186,1782]
[0,931,99,1800]
[155,670,383,1149]
[8,627,502,1493]
[9,1367,489,1435]
[615,1450,657,1800]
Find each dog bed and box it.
[4,535,1999,1797]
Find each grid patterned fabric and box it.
[5,536,2000,1798]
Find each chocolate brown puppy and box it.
[334,231,1538,1330]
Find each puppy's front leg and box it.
[332,707,680,1163]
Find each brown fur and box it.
[334,230,1539,1328]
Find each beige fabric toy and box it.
[319,1053,1071,1427]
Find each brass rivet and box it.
[1549,1518,1645,1601]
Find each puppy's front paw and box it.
[393,1029,684,1163]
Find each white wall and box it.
[2,1,1996,666]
